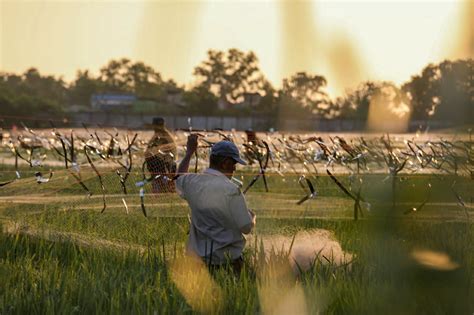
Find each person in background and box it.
[245,129,258,145]
[244,129,260,165]
[144,117,177,193]
[175,134,256,274]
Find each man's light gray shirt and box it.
[176,168,252,264]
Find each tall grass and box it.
[1,166,473,314]
[1,214,472,314]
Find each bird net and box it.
[0,123,473,228]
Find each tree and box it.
[0,69,65,117]
[99,58,132,92]
[336,81,411,131]
[369,83,408,113]
[337,81,380,120]
[126,61,163,99]
[258,81,278,113]
[433,59,473,123]
[183,86,218,114]
[401,64,440,120]
[22,68,67,104]
[69,70,103,106]
[0,90,14,116]
[402,59,473,123]
[193,49,269,104]
[99,58,163,99]
[280,72,332,118]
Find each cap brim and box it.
[233,157,247,165]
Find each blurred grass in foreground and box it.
[1,213,472,314]
[0,164,473,314]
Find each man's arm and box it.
[229,191,256,234]
[240,209,256,234]
[176,134,198,176]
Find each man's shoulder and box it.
[156,130,175,141]
[175,173,204,188]
[178,173,241,194]
[211,176,242,195]
[148,131,176,146]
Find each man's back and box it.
[176,168,252,264]
[145,128,177,157]
[144,127,177,192]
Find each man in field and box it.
[144,117,177,193]
[175,134,256,273]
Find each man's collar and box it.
[203,168,226,177]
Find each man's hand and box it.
[176,134,199,176]
[240,209,256,234]
[186,134,199,155]
[249,209,256,226]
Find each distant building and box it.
[91,94,137,110]
[67,104,90,113]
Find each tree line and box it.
[0,49,472,124]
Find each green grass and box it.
[0,231,184,314]
[1,163,473,314]
[1,217,473,314]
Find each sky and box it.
[0,0,471,97]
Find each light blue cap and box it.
[211,141,247,165]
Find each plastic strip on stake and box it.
[84,147,106,213]
[122,198,129,214]
[139,187,147,217]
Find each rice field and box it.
[1,128,473,314]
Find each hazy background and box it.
[1,0,471,95]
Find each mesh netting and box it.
[0,126,473,224]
